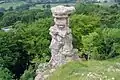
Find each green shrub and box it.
[82,28,120,60]
[20,66,35,80]
[75,3,103,15]
[0,67,12,80]
[70,14,100,50]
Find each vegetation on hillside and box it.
[0,2,120,80]
[48,56,120,80]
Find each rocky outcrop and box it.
[49,5,79,68]
[35,5,80,80]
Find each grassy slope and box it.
[48,57,120,80]
[0,1,26,9]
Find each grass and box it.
[0,1,26,9]
[48,56,120,80]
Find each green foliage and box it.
[82,28,120,60]
[48,58,120,80]
[0,9,51,27]
[75,3,120,28]
[20,66,35,80]
[75,3,103,15]
[0,30,30,78]
[0,1,26,9]
[0,67,12,80]
[0,11,20,26]
[0,12,4,18]
[0,18,52,79]
[8,6,13,11]
[70,14,100,50]
[14,18,52,63]
[72,3,120,59]
[1,2,120,80]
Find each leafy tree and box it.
[0,31,30,79]
[20,66,35,80]
[75,3,103,14]
[0,8,51,27]
[0,12,4,19]
[0,67,12,80]
[16,18,52,63]
[42,4,46,9]
[70,14,100,50]
[8,6,14,11]
[82,28,120,60]
[0,12,20,27]
[46,4,51,9]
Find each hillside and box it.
[0,2,120,80]
[48,57,120,80]
[0,1,26,9]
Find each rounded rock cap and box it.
[51,5,75,16]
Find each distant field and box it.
[29,4,43,10]
[0,2,117,10]
[0,2,75,10]
[0,1,26,9]
[30,3,75,10]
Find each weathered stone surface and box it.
[35,5,80,80]
[49,5,79,68]
[35,73,44,80]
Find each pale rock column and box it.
[35,5,80,80]
[49,5,79,68]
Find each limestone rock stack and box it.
[49,5,79,68]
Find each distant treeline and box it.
[0,0,76,3]
[1,0,120,4]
